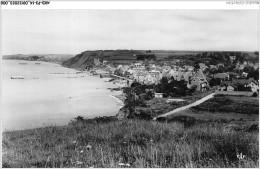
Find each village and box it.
[87,52,259,96]
[2,7,259,168]
[75,50,259,119]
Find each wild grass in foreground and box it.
[2,119,259,168]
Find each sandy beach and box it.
[2,60,122,131]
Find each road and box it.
[154,93,215,119]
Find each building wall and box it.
[227,86,234,91]
[155,93,163,98]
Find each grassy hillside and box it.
[166,95,258,131]
[2,118,258,168]
[62,50,141,69]
[62,51,99,69]
[191,95,259,114]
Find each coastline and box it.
[55,62,126,109]
[2,60,123,130]
[109,94,124,108]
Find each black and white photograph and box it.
[1,0,259,168]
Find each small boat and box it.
[11,76,24,79]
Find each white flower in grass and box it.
[76,161,83,165]
[72,141,77,144]
[118,163,125,166]
[86,145,92,150]
[80,150,84,153]
[125,163,131,167]
[237,152,245,160]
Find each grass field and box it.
[191,95,259,115]
[166,94,258,131]
[2,118,259,168]
[137,90,215,117]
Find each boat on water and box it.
[19,63,27,65]
[35,63,41,65]
[11,76,24,79]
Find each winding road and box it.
[154,93,215,119]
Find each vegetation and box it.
[2,118,258,168]
[155,77,197,97]
[127,78,197,99]
[3,49,259,168]
[121,82,214,118]
[168,51,258,65]
[247,67,259,81]
[192,95,259,114]
[136,54,156,61]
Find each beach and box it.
[2,60,122,131]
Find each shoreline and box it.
[109,94,124,108]
[2,60,124,131]
[62,64,127,110]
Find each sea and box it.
[1,60,121,131]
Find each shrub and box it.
[252,92,258,97]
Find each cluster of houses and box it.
[88,55,259,96]
[90,61,209,92]
[210,72,259,93]
[218,78,259,93]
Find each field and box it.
[2,118,258,168]
[191,95,259,115]
[136,90,214,117]
[166,94,258,128]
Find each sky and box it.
[1,10,259,55]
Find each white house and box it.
[135,63,142,68]
[227,84,235,91]
[248,81,259,93]
[155,93,163,98]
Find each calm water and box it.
[2,60,121,130]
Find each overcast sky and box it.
[1,10,259,55]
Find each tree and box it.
[247,68,259,81]
[193,62,200,72]
[124,87,146,118]
[243,66,255,73]
[187,85,197,95]
[144,91,154,100]
[131,81,142,88]
[237,84,251,91]
[209,78,221,86]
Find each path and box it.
[154,93,215,119]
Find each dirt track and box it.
[154,93,215,119]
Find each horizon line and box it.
[2,49,259,56]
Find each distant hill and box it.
[2,54,74,64]
[62,50,259,69]
[62,50,142,69]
